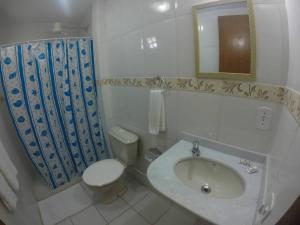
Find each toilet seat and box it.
[82,159,125,187]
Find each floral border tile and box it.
[97,77,300,126]
[284,88,300,125]
[98,77,285,102]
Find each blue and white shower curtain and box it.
[0,38,109,189]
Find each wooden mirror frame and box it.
[193,0,256,80]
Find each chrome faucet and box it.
[192,140,200,157]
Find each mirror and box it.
[193,0,256,80]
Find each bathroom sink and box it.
[174,158,245,199]
[147,140,265,225]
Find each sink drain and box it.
[201,184,211,194]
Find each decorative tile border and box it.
[98,77,300,126]
[284,88,300,126]
[99,77,285,103]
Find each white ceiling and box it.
[0,0,95,25]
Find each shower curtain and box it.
[0,38,109,189]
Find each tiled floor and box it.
[44,176,209,225]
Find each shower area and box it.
[0,0,109,202]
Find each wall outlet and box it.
[256,106,272,130]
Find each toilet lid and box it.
[82,159,125,187]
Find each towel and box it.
[149,89,166,135]
[0,173,18,212]
[0,141,19,212]
[0,142,19,192]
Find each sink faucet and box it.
[192,140,200,157]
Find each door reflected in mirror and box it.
[193,0,256,80]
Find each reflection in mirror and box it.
[193,0,256,80]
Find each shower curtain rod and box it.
[0,36,92,48]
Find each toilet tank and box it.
[108,127,138,166]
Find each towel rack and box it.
[154,75,168,94]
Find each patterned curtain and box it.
[0,38,109,189]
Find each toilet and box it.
[81,126,138,203]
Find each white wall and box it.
[263,0,300,224]
[92,0,300,224]
[91,0,288,158]
[0,22,88,45]
[0,99,42,225]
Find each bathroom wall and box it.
[91,0,288,176]
[0,22,89,45]
[0,95,42,225]
[263,0,300,224]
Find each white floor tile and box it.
[71,206,106,225]
[133,192,171,224]
[55,219,73,225]
[109,209,149,225]
[122,177,149,205]
[95,198,130,222]
[155,206,198,225]
[39,184,93,225]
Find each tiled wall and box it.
[91,0,288,159]
[0,22,88,45]
[263,0,300,224]
[97,0,288,83]
[91,1,300,224]
[91,1,300,223]
[0,95,42,225]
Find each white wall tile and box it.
[143,0,175,26]
[218,96,279,154]
[143,19,178,75]
[264,108,300,225]
[175,15,195,76]
[253,0,285,4]
[104,0,121,40]
[105,37,127,76]
[174,0,207,17]
[286,0,300,92]
[123,30,145,76]
[100,85,113,121]
[254,3,288,85]
[177,91,222,140]
[120,0,144,34]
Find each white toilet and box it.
[81,126,138,203]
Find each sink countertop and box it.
[147,140,265,225]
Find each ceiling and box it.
[0,0,95,25]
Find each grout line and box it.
[106,207,131,224]
[94,203,110,224]
[153,206,173,225]
[68,217,75,225]
[129,191,173,225]
[130,205,152,225]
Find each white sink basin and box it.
[174,158,245,199]
[147,140,265,225]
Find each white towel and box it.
[0,141,19,212]
[0,173,18,212]
[149,89,166,135]
[0,141,19,192]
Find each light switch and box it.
[256,106,272,130]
